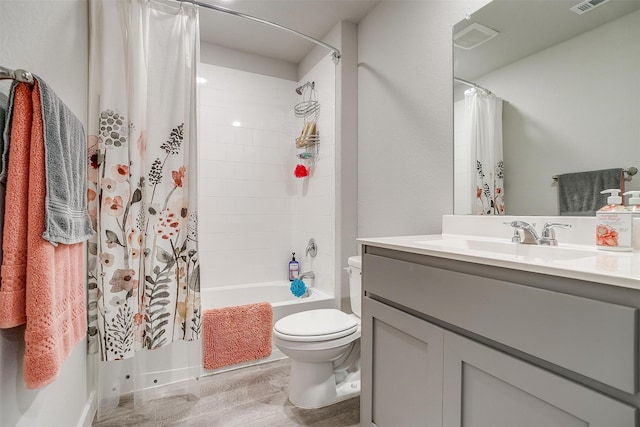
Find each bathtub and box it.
[201,281,336,373]
[117,281,334,393]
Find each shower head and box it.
[295,81,314,95]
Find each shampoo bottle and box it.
[596,189,632,251]
[289,253,300,281]
[624,191,640,250]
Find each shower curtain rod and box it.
[185,0,341,64]
[454,77,492,95]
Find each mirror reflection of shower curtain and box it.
[465,88,504,215]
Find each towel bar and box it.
[0,65,34,85]
[552,167,637,181]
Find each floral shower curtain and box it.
[87,0,200,415]
[465,88,505,215]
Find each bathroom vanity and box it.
[359,216,640,427]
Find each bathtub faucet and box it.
[299,271,315,280]
[306,238,317,258]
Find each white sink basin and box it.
[416,239,596,261]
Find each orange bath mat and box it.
[203,302,273,370]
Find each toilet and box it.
[273,256,362,409]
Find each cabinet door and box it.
[361,297,444,427]
[443,332,637,427]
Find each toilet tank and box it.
[347,256,362,317]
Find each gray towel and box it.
[0,89,9,264]
[35,76,95,245]
[0,83,18,183]
[557,168,624,216]
[0,90,8,154]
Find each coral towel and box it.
[0,83,31,328]
[0,81,86,389]
[203,302,273,370]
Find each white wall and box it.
[197,64,299,287]
[453,96,471,215]
[200,41,297,81]
[297,21,358,310]
[454,10,640,216]
[292,55,337,296]
[0,1,93,426]
[197,55,337,296]
[357,0,486,238]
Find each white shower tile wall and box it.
[292,56,336,297]
[197,60,336,296]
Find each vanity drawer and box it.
[363,252,638,394]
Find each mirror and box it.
[453,0,640,215]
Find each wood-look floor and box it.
[92,358,360,427]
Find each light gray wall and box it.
[334,22,359,311]
[0,1,93,426]
[357,0,486,238]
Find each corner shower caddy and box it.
[294,81,320,162]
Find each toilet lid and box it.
[274,309,358,340]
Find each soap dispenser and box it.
[596,189,632,251]
[289,253,300,281]
[624,191,640,250]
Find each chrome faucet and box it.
[507,220,540,244]
[539,222,572,246]
[506,221,571,246]
[299,271,315,280]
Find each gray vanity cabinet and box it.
[360,246,639,427]
[443,332,634,427]
[361,297,444,427]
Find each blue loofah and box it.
[290,278,307,298]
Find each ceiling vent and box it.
[454,23,500,50]
[570,0,611,15]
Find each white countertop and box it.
[358,234,640,291]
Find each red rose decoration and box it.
[294,164,309,178]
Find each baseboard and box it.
[77,390,97,427]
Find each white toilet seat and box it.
[274,309,359,342]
